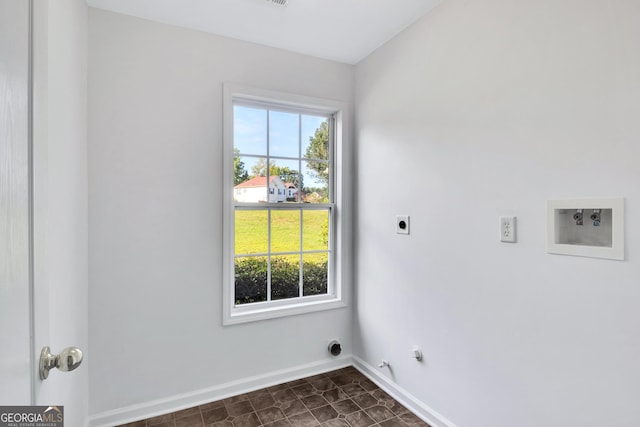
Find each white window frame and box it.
[223,83,350,325]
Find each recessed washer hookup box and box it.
[546,198,624,261]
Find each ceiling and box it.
[86,0,442,64]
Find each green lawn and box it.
[235,209,328,257]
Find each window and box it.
[223,84,348,324]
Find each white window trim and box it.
[222,83,351,325]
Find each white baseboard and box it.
[352,356,457,427]
[88,356,352,427]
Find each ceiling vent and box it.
[267,0,288,6]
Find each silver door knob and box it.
[39,346,83,380]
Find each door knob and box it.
[39,346,83,380]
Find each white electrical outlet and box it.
[396,215,410,234]
[500,216,517,243]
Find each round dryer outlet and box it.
[328,340,342,356]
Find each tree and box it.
[304,121,329,185]
[275,167,303,191]
[250,158,275,178]
[233,148,249,185]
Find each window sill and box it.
[223,296,347,325]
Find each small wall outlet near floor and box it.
[500,216,517,243]
[396,215,410,234]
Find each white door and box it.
[1,1,88,424]
[0,0,33,405]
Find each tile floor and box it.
[117,367,431,427]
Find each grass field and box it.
[235,209,328,256]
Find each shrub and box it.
[302,260,328,296]
[234,257,268,304]
[234,257,327,304]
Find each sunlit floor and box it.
[117,367,430,427]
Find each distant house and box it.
[284,183,298,201]
[234,176,289,203]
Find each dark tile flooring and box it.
[117,367,431,427]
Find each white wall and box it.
[87,9,353,420]
[354,1,640,426]
[33,0,89,425]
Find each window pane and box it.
[303,210,329,251]
[302,116,328,161]
[234,106,267,155]
[271,210,300,253]
[246,156,267,177]
[233,168,268,204]
[234,256,267,305]
[233,155,252,187]
[269,111,299,158]
[235,210,267,255]
[271,158,302,202]
[271,256,300,300]
[303,253,328,296]
[302,160,329,203]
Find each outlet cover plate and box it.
[500,216,517,243]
